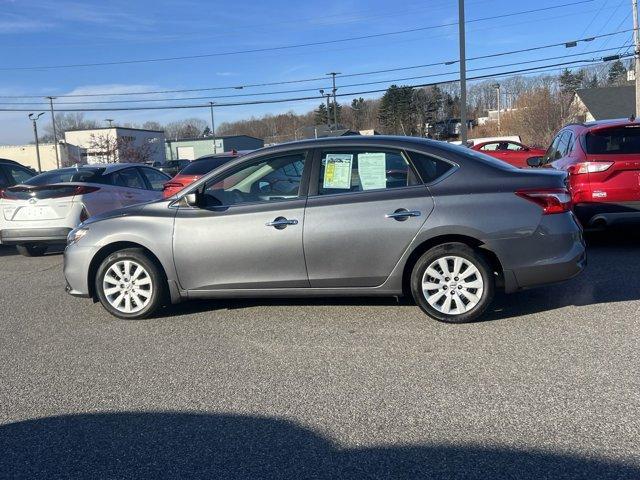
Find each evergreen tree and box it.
[314,103,328,125]
[607,60,627,86]
[378,85,415,135]
[559,69,585,95]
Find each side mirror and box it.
[526,156,543,168]
[184,192,199,207]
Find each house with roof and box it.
[570,85,635,122]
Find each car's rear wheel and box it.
[410,243,494,323]
[95,248,165,320]
[16,243,48,257]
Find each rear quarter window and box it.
[407,151,456,183]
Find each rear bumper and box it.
[0,227,72,245]
[489,212,586,293]
[574,202,640,228]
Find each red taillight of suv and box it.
[572,161,614,175]
[516,189,572,214]
[162,181,185,198]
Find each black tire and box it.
[16,243,48,257]
[95,248,166,320]
[410,243,495,324]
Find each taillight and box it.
[162,182,183,197]
[573,162,613,174]
[516,188,572,214]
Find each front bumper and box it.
[0,227,72,245]
[63,244,98,298]
[574,202,640,228]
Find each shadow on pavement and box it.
[1,411,637,479]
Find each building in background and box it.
[165,135,264,160]
[571,85,635,122]
[64,127,166,165]
[0,143,67,172]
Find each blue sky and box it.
[0,0,634,144]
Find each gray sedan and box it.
[63,136,585,323]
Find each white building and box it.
[64,127,166,165]
[0,143,68,172]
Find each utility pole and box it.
[105,118,114,128]
[28,112,45,173]
[633,0,640,118]
[209,102,217,153]
[46,96,60,168]
[493,83,501,130]
[326,72,340,130]
[458,0,468,143]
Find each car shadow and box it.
[0,244,65,257]
[1,411,637,480]
[160,229,640,322]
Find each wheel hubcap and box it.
[421,255,484,315]
[103,260,153,314]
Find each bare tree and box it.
[163,118,208,140]
[86,133,155,164]
[41,113,99,143]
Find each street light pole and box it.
[319,90,331,129]
[28,112,45,173]
[105,118,114,128]
[458,0,468,143]
[209,101,217,153]
[46,96,60,168]
[327,72,340,130]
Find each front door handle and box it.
[385,209,421,221]
[266,216,299,229]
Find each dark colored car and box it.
[157,159,190,177]
[162,150,250,198]
[471,140,546,168]
[528,118,640,228]
[64,136,585,323]
[0,159,36,189]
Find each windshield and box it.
[24,168,107,186]
[180,156,235,175]
[583,126,640,155]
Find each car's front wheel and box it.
[95,248,165,319]
[410,243,495,323]
[16,243,48,257]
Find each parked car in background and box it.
[157,159,190,177]
[0,159,36,188]
[471,140,546,168]
[162,150,251,198]
[64,136,585,323]
[528,118,640,228]
[0,164,170,256]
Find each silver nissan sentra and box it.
[64,136,585,323]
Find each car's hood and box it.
[81,202,148,227]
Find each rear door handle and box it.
[385,209,421,221]
[266,216,299,229]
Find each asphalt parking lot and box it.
[1,232,639,479]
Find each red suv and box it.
[529,119,640,228]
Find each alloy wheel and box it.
[421,255,484,315]
[102,260,153,314]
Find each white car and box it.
[0,164,170,256]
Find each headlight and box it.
[67,227,89,246]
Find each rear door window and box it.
[4,165,34,184]
[316,149,419,195]
[139,167,170,191]
[583,126,640,154]
[110,168,146,189]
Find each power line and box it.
[0,45,628,106]
[0,55,631,113]
[0,28,631,100]
[0,1,594,72]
